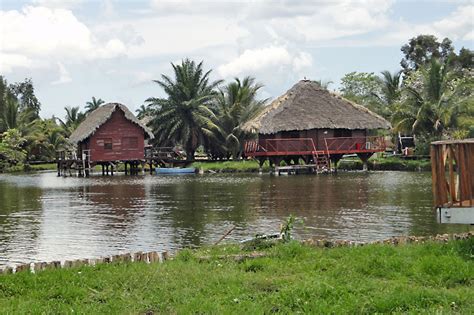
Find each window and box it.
[123,137,138,149]
[103,138,113,150]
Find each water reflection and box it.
[0,171,471,267]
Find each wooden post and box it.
[34,262,47,272]
[134,252,143,262]
[15,263,30,273]
[121,253,131,262]
[1,267,13,274]
[148,251,159,263]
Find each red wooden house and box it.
[242,80,391,169]
[68,103,154,171]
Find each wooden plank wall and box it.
[431,142,473,208]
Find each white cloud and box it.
[350,4,474,47]
[432,5,473,40]
[51,62,72,85]
[31,0,84,9]
[0,53,34,73]
[292,52,312,72]
[218,46,312,78]
[0,6,133,73]
[121,15,248,58]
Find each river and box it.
[0,171,470,267]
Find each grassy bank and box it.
[0,157,433,174]
[338,156,431,171]
[192,157,431,173]
[192,160,271,172]
[1,238,472,313]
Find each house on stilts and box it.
[242,80,391,173]
[58,103,154,176]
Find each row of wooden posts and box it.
[0,250,170,275]
[2,232,472,275]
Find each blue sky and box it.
[1,0,473,118]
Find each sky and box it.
[1,0,473,118]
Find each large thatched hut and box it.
[243,80,391,168]
[68,103,154,170]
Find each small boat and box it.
[155,167,196,175]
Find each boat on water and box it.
[155,167,196,174]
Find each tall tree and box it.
[57,106,86,136]
[377,70,402,107]
[0,76,7,130]
[146,59,222,159]
[211,76,267,159]
[135,104,151,119]
[9,78,41,116]
[339,72,384,115]
[393,58,472,139]
[0,93,37,134]
[85,97,105,114]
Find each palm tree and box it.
[146,59,222,159]
[57,106,86,136]
[211,77,267,159]
[85,97,105,114]
[0,94,37,134]
[378,70,402,106]
[392,58,471,138]
[135,104,151,119]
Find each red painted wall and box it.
[82,109,146,162]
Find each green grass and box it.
[27,163,57,171]
[338,156,431,171]
[1,239,472,314]
[192,160,271,172]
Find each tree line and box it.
[0,77,106,171]
[0,34,473,171]
[339,35,473,154]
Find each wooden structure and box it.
[144,147,191,174]
[58,103,154,176]
[431,139,474,224]
[242,80,391,171]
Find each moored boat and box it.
[155,167,196,174]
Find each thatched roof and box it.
[69,103,154,144]
[242,80,391,134]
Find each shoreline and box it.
[2,232,472,274]
[0,157,431,174]
[1,233,472,313]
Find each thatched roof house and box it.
[243,80,390,134]
[69,103,154,144]
[243,80,391,167]
[69,103,154,163]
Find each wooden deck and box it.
[431,138,474,224]
[274,164,331,175]
[244,136,386,157]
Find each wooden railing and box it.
[324,136,386,153]
[244,138,318,156]
[244,136,386,157]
